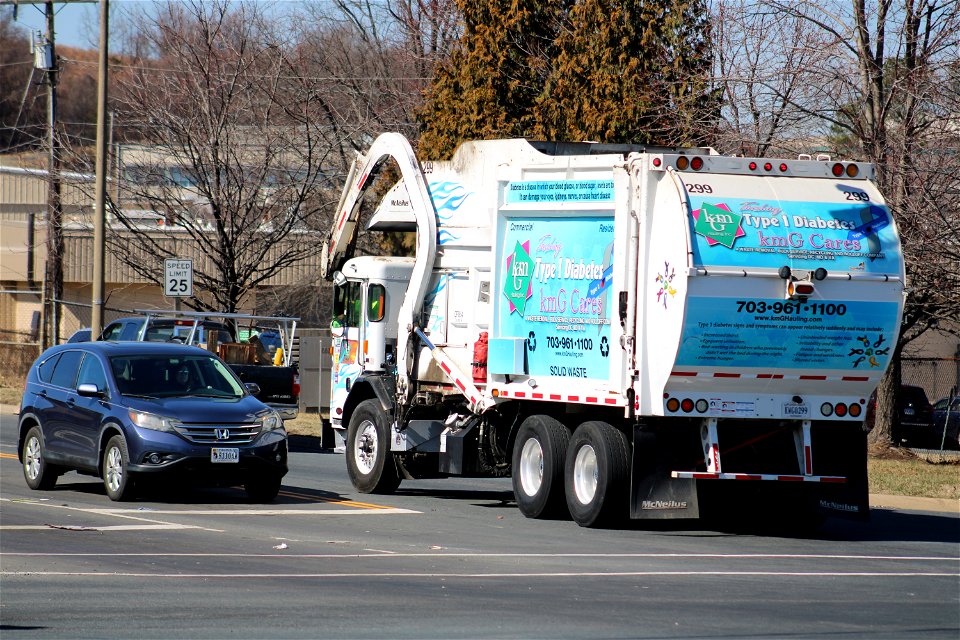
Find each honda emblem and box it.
[215,428,230,440]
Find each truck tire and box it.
[512,415,570,519]
[564,421,629,527]
[346,399,401,494]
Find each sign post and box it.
[164,258,193,301]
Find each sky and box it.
[8,1,101,49]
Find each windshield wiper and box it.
[182,392,234,398]
[122,393,158,399]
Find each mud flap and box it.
[810,425,870,521]
[630,426,700,519]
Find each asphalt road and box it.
[1,409,958,640]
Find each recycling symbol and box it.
[600,336,609,357]
[527,331,537,352]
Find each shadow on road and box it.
[43,476,353,506]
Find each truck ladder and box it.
[671,418,846,483]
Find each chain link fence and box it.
[0,290,137,386]
[902,357,960,406]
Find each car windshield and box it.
[110,354,245,398]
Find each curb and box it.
[870,493,959,515]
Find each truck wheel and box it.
[512,415,570,518]
[564,421,629,527]
[22,426,61,490]
[346,399,401,494]
[103,434,135,501]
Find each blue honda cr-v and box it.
[17,341,288,501]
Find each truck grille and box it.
[174,423,261,444]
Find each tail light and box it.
[292,373,301,398]
[787,280,815,301]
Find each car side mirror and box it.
[245,382,261,397]
[77,383,105,398]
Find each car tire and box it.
[245,474,282,503]
[103,435,135,501]
[512,415,570,519]
[564,421,630,528]
[346,399,400,494]
[22,426,61,490]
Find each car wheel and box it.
[512,415,570,519]
[245,474,282,503]
[346,399,400,494]
[103,435,135,501]
[564,421,630,528]
[22,426,61,490]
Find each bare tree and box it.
[291,0,460,149]
[714,0,960,445]
[105,0,341,314]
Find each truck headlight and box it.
[260,411,283,432]
[128,409,180,433]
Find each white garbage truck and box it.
[322,132,905,527]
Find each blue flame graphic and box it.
[429,181,470,221]
[437,229,461,245]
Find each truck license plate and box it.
[211,448,239,463]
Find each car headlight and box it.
[128,409,180,433]
[260,411,283,432]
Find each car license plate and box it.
[211,448,239,463]
[904,408,915,416]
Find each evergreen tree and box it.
[418,0,570,158]
[418,0,716,157]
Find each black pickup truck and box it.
[95,312,300,420]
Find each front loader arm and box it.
[321,133,437,405]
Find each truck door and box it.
[330,280,364,425]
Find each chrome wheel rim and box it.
[519,437,544,497]
[573,444,598,505]
[24,436,41,480]
[105,446,124,493]
[353,420,379,475]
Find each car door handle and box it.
[66,397,76,406]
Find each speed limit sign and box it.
[164,258,193,297]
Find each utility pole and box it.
[41,0,63,349]
[91,0,108,339]
[4,0,103,346]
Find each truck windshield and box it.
[333,281,362,327]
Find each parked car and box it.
[17,341,288,502]
[864,384,935,447]
[932,396,960,451]
[67,327,91,343]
